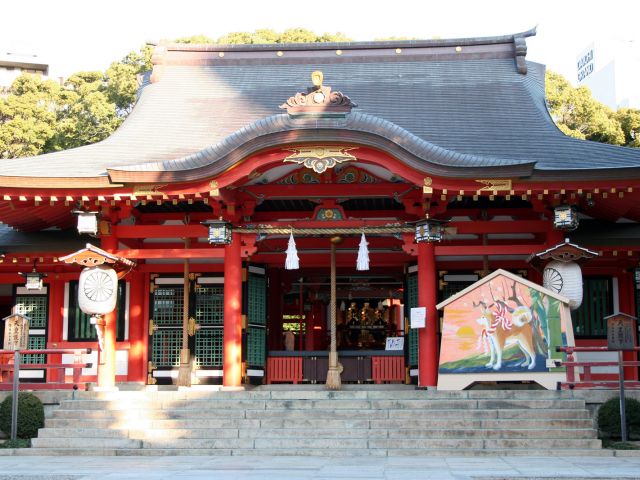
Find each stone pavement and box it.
[1,455,640,479]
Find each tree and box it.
[545,70,625,145]
[52,71,121,151]
[0,74,61,158]
[216,28,351,44]
[616,108,640,147]
[105,45,153,115]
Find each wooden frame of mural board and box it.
[436,269,575,391]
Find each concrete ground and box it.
[1,455,640,479]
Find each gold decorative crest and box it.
[283,146,358,174]
[423,177,433,194]
[132,184,166,196]
[475,179,512,192]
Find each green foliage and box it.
[216,28,351,45]
[602,439,640,450]
[0,393,45,439]
[0,438,30,448]
[597,397,640,440]
[545,70,625,145]
[0,75,61,158]
[174,34,215,44]
[616,108,640,147]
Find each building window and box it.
[67,281,127,341]
[571,277,613,338]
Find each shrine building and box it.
[1,28,639,389]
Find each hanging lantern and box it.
[19,262,46,290]
[203,218,232,245]
[543,261,583,310]
[285,232,299,270]
[78,264,118,316]
[554,205,579,231]
[529,239,598,312]
[415,217,444,243]
[74,210,99,236]
[356,233,370,271]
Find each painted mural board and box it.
[436,269,575,390]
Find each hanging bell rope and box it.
[356,232,370,271]
[285,231,299,270]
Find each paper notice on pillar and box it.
[410,307,426,329]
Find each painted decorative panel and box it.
[436,269,574,389]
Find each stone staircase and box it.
[29,387,609,456]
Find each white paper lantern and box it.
[543,260,583,310]
[78,265,118,315]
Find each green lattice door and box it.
[193,277,224,383]
[148,276,225,384]
[14,286,49,382]
[405,267,418,380]
[245,265,267,382]
[148,279,185,384]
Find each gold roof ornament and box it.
[280,72,356,117]
[283,146,358,174]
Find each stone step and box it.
[59,399,270,410]
[369,438,602,450]
[387,408,591,420]
[45,417,262,429]
[474,399,585,409]
[31,437,142,449]
[141,438,255,449]
[372,418,593,429]
[74,389,578,401]
[51,409,249,420]
[14,446,616,457]
[60,396,586,412]
[386,428,597,439]
[50,406,592,422]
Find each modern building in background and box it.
[0,52,49,94]
[576,39,640,109]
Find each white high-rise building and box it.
[576,39,640,110]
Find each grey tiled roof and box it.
[1,33,640,183]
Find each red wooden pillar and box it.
[99,228,118,389]
[127,271,145,383]
[46,274,64,382]
[224,233,242,387]
[418,242,438,387]
[618,271,638,380]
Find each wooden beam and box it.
[115,248,225,259]
[434,245,544,256]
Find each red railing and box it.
[0,348,92,391]
[556,346,640,389]
[372,356,405,384]
[266,356,303,384]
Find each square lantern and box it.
[415,218,445,243]
[204,219,232,245]
[554,205,579,231]
[20,269,46,290]
[74,210,99,235]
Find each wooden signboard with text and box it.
[3,313,30,351]
[607,314,636,351]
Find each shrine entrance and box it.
[266,266,408,384]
